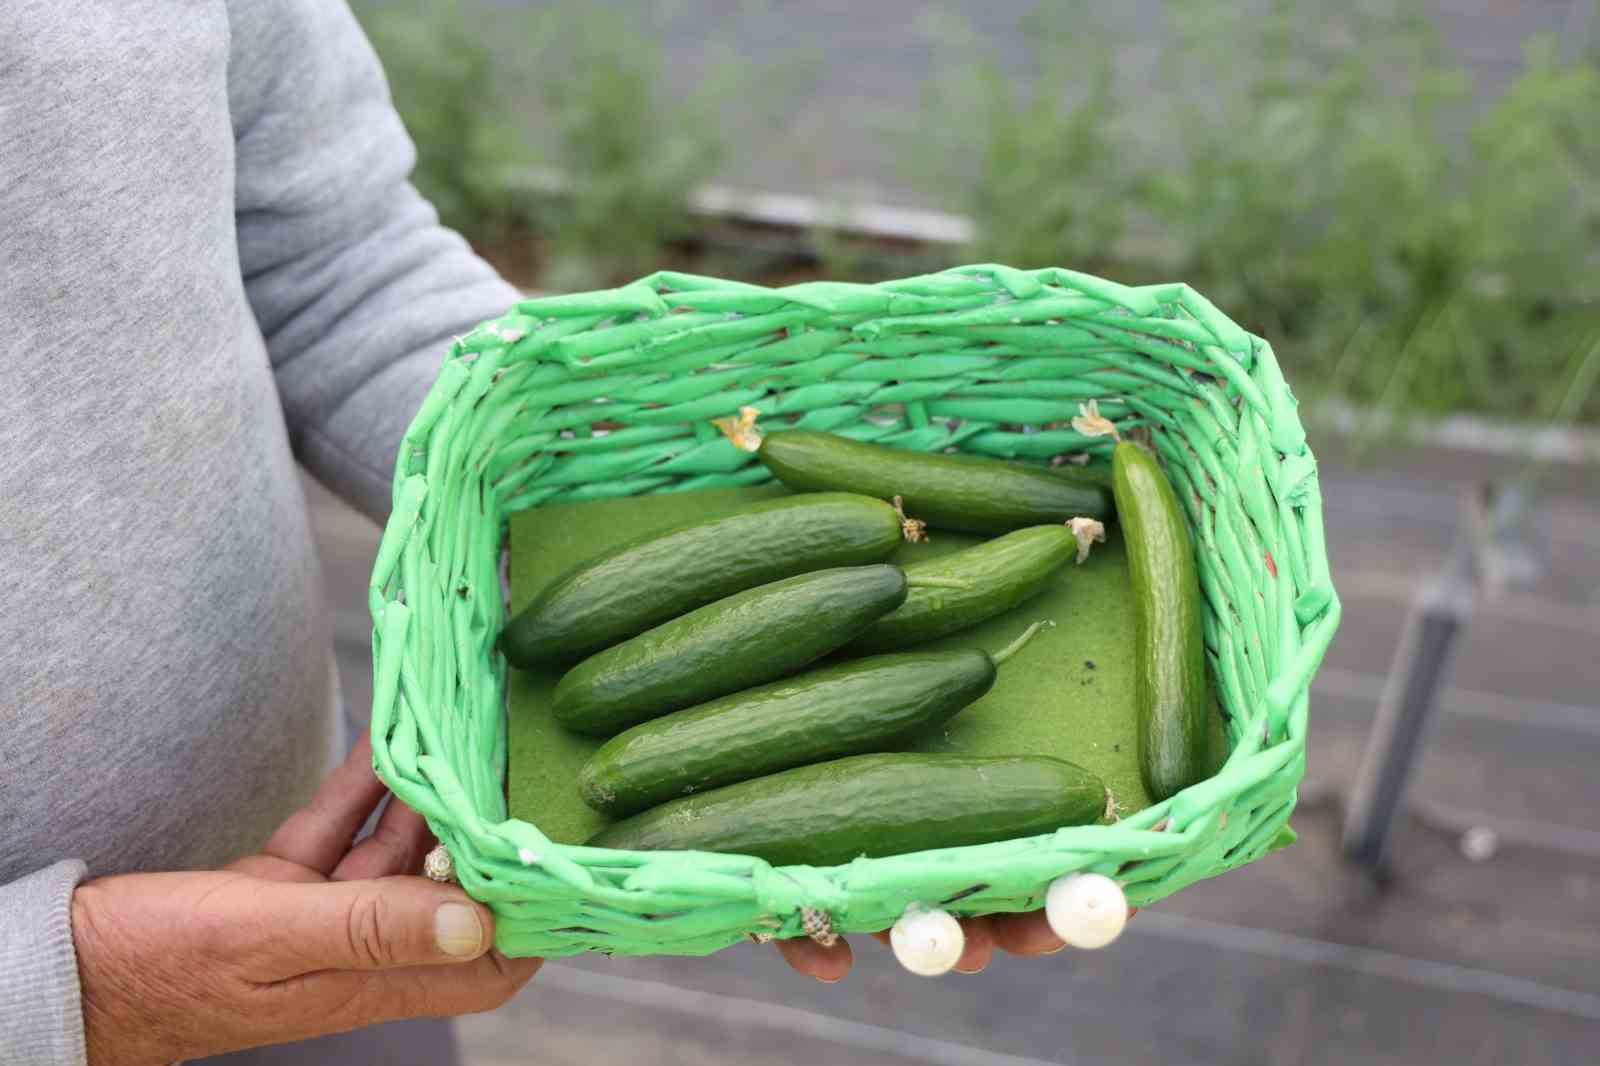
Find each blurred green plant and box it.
[356,0,537,248]
[356,0,743,289]
[1155,1,1482,419]
[910,0,1600,424]
[906,6,1129,275]
[530,4,731,290]
[1452,38,1600,423]
[357,0,1597,422]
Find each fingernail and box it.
[1040,943,1068,956]
[818,975,843,984]
[435,901,485,958]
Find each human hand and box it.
[71,734,541,1066]
[774,908,1136,982]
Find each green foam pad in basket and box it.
[507,484,1225,844]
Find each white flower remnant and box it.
[712,405,763,452]
[1068,517,1106,564]
[892,495,928,543]
[1071,399,1120,441]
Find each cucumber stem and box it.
[1071,399,1121,442]
[905,575,972,590]
[991,620,1054,665]
[1067,516,1106,564]
[891,495,928,543]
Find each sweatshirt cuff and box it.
[0,860,89,1066]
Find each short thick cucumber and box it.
[580,649,998,817]
[848,525,1077,653]
[757,430,1112,534]
[501,492,902,667]
[553,565,907,737]
[1113,441,1209,802]
[587,753,1108,866]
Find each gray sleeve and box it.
[0,861,89,1066]
[227,0,522,523]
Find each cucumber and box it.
[501,492,902,667]
[586,753,1108,866]
[553,565,908,737]
[757,430,1112,534]
[581,623,1048,816]
[1113,441,1209,801]
[847,525,1077,653]
[580,650,996,817]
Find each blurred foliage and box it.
[911,0,1600,423]
[532,4,731,290]
[356,0,536,244]
[909,8,1127,275]
[356,0,733,288]
[356,0,1599,422]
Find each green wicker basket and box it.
[368,264,1341,959]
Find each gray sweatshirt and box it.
[1,2,520,1061]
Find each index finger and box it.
[331,794,435,882]
[259,733,387,876]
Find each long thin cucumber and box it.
[501,492,903,667]
[552,565,908,737]
[1112,441,1209,801]
[847,525,1082,653]
[578,623,1048,816]
[757,430,1112,534]
[586,753,1108,867]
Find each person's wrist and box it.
[73,882,122,1066]
[73,879,171,1066]
[71,882,114,1066]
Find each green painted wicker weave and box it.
[368,264,1341,958]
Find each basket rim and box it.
[367,263,1342,956]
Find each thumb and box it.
[255,876,496,976]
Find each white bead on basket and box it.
[1045,873,1128,949]
[890,904,966,976]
